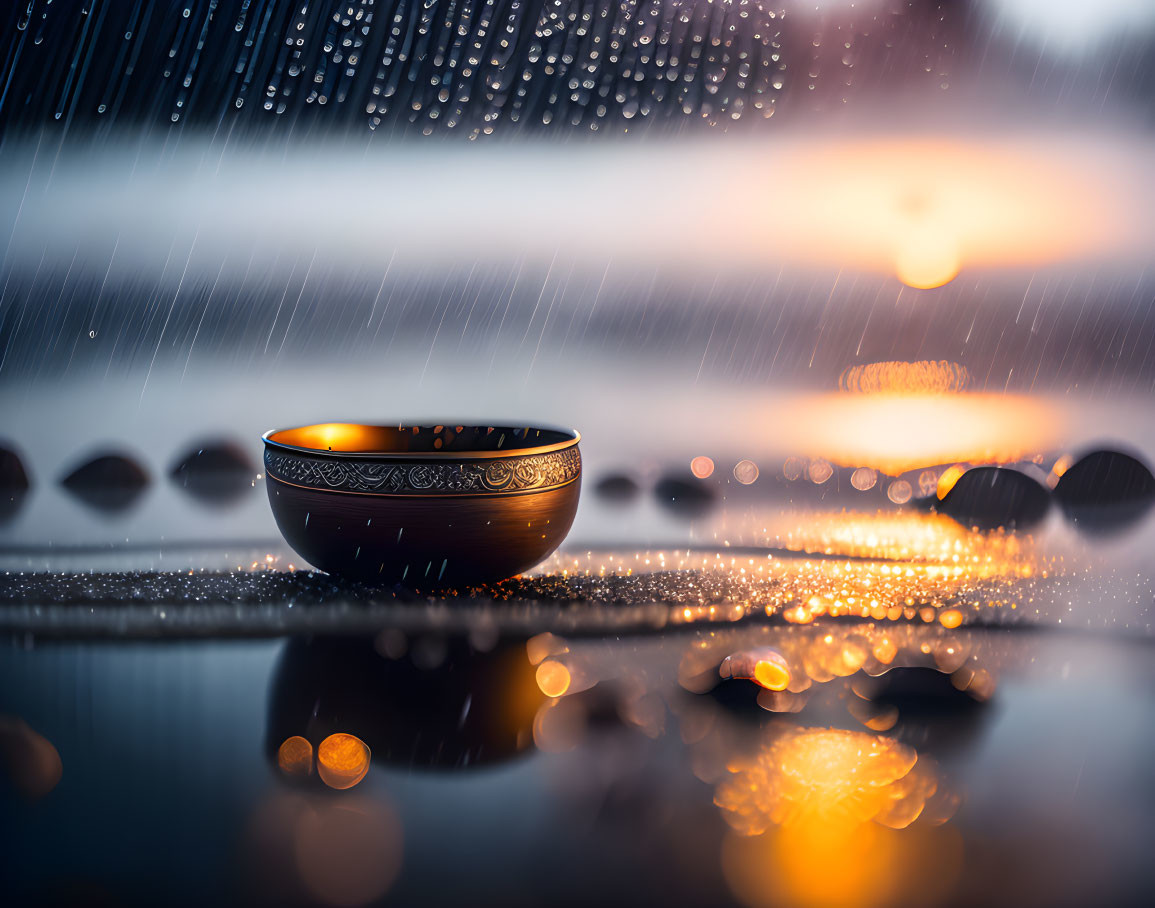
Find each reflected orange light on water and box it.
[716,727,962,908]
[720,648,792,691]
[716,728,938,833]
[781,391,1060,475]
[543,507,1042,627]
[722,814,963,908]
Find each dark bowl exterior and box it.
[262,427,581,586]
[266,477,579,585]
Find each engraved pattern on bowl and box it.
[263,446,581,497]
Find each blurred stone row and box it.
[0,440,257,520]
[595,448,1155,537]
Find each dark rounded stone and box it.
[0,444,30,491]
[937,466,1049,531]
[0,444,30,522]
[855,666,987,714]
[654,473,715,518]
[60,452,149,513]
[1054,450,1155,535]
[169,439,254,506]
[594,472,641,503]
[1054,450,1155,505]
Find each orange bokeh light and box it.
[317,733,371,791]
[277,735,314,779]
[690,456,716,479]
[536,660,572,698]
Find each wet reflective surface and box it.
[0,620,1152,907]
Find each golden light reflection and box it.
[277,735,314,779]
[716,727,962,908]
[541,508,1042,628]
[780,391,1060,475]
[715,728,937,833]
[722,811,963,908]
[317,733,371,791]
[769,511,1034,625]
[839,361,971,395]
[720,648,792,691]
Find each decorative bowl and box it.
[262,423,581,586]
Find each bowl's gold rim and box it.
[262,423,580,460]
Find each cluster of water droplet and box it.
[1,0,966,136]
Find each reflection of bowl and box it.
[265,636,543,770]
[263,423,581,585]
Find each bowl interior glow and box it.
[264,423,577,456]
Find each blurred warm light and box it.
[277,736,314,779]
[754,659,791,691]
[715,728,945,835]
[541,509,1039,627]
[750,510,1032,625]
[720,648,792,691]
[733,460,760,485]
[781,391,1060,475]
[722,815,963,908]
[840,361,972,396]
[887,479,913,504]
[772,509,1029,564]
[894,231,960,289]
[272,423,382,453]
[1047,453,1075,489]
[936,464,966,499]
[716,725,962,908]
[691,456,716,479]
[807,460,833,484]
[850,467,877,491]
[740,135,1133,282]
[536,660,572,698]
[526,631,569,666]
[293,797,403,907]
[317,734,371,791]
